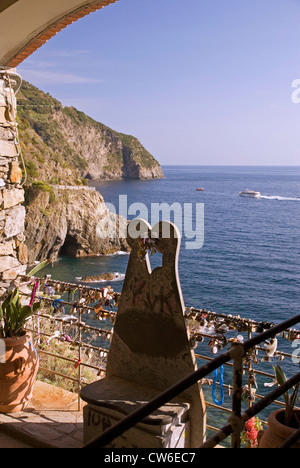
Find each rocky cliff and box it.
[17,81,164,184]
[16,81,165,263]
[24,184,129,264]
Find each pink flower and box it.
[245,417,255,431]
[244,417,259,447]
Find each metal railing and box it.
[17,275,300,447]
[82,313,300,449]
[22,276,116,410]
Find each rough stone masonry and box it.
[0,69,27,297]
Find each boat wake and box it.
[260,195,300,202]
[107,251,130,256]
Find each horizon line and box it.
[160,164,300,167]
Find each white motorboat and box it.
[239,189,261,198]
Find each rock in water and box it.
[81,273,116,283]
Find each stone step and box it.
[0,381,84,448]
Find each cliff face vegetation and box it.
[17,81,164,184]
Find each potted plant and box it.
[259,365,300,448]
[0,261,48,412]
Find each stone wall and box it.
[0,69,27,297]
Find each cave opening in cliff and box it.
[59,235,81,257]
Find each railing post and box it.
[229,343,245,448]
[247,325,252,410]
[77,304,82,411]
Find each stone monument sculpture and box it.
[81,219,206,447]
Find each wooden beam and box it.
[6,0,118,68]
[0,0,19,14]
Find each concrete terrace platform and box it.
[0,380,225,449]
[0,381,84,448]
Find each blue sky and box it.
[17,0,300,166]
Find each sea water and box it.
[43,165,300,324]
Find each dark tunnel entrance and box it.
[59,235,81,257]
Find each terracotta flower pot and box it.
[259,409,300,448]
[0,332,39,413]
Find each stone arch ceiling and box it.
[0,0,118,68]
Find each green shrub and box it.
[25,160,39,179]
[32,181,56,203]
